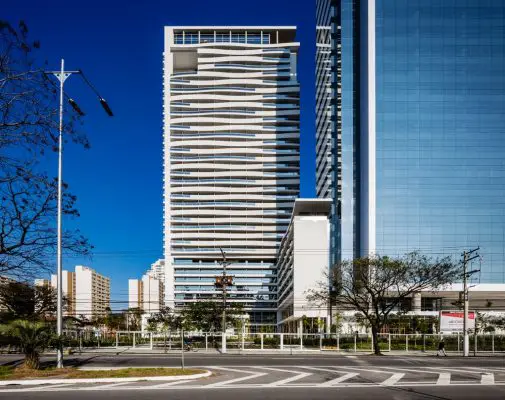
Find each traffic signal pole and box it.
[462,247,479,357]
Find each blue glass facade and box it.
[317,0,505,282]
[376,0,505,282]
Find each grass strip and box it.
[0,366,205,380]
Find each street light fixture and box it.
[45,59,113,368]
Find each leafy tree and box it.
[147,306,183,332]
[0,280,60,321]
[0,20,91,279]
[181,301,245,333]
[126,307,142,331]
[0,319,54,369]
[307,252,460,355]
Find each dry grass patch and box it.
[0,366,205,380]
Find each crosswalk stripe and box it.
[319,373,360,386]
[252,367,312,386]
[437,373,451,385]
[297,366,360,386]
[381,373,405,386]
[481,373,495,385]
[206,367,267,387]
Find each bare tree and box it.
[0,20,88,168]
[307,252,460,355]
[0,21,91,278]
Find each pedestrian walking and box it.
[437,339,447,356]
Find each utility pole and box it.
[462,247,480,357]
[217,248,232,354]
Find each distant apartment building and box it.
[128,279,143,310]
[34,279,50,287]
[163,26,300,331]
[73,266,110,320]
[0,276,16,312]
[128,260,165,314]
[51,270,76,316]
[0,276,14,286]
[149,259,165,282]
[142,273,164,314]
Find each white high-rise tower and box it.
[163,26,300,331]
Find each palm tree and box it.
[1,320,54,369]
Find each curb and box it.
[0,369,212,386]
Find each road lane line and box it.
[381,373,405,386]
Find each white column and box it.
[359,0,376,256]
[412,292,422,312]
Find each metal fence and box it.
[49,331,505,354]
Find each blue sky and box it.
[6,0,316,309]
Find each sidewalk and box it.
[27,347,505,357]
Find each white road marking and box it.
[381,373,405,386]
[37,383,75,390]
[91,382,136,390]
[332,366,392,374]
[298,366,360,386]
[1,381,505,392]
[437,373,451,385]
[206,366,267,387]
[252,367,312,386]
[319,373,360,386]
[0,366,502,392]
[346,355,357,359]
[458,367,505,373]
[148,380,194,388]
[481,373,495,385]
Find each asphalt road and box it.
[2,352,505,368]
[2,386,505,400]
[2,354,505,399]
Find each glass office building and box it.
[316,0,505,282]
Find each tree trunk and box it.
[371,325,381,355]
[24,351,40,369]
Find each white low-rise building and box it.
[276,199,332,333]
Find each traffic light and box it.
[215,275,233,288]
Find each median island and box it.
[0,366,206,380]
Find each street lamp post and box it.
[45,59,113,368]
[217,248,232,354]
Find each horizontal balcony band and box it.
[169,93,298,102]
